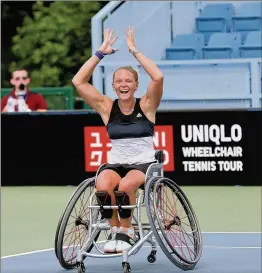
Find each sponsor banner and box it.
[155,110,262,186]
[180,124,243,172]
[1,110,261,186]
[84,125,175,172]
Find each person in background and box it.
[1,68,48,112]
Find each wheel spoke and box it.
[56,179,99,269]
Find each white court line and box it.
[1,232,261,259]
[1,248,54,259]
[2,245,261,259]
[202,232,261,234]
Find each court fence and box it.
[1,87,92,110]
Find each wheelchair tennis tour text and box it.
[181,124,243,172]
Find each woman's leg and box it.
[115,169,145,252]
[96,169,121,227]
[96,169,121,253]
[117,169,145,228]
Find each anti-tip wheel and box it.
[77,262,86,273]
[147,254,156,263]
[147,249,157,263]
[122,262,131,273]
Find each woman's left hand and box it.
[126,26,136,50]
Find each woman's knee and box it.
[118,178,137,193]
[96,170,120,192]
[118,170,145,193]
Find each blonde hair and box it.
[113,66,139,82]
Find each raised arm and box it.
[126,26,164,113]
[72,29,118,117]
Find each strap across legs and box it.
[114,191,132,219]
[95,191,113,219]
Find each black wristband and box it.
[95,50,105,60]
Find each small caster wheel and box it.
[77,262,86,273]
[147,254,156,263]
[147,250,157,263]
[122,262,131,273]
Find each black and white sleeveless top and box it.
[106,98,156,164]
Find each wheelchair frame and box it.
[74,162,163,273]
[55,157,203,273]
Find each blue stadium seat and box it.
[232,2,262,43]
[196,4,235,44]
[239,31,262,58]
[166,33,204,60]
[202,32,241,59]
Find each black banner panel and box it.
[1,110,261,186]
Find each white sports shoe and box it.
[104,226,119,253]
[116,227,138,253]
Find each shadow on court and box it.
[1,234,261,273]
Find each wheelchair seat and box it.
[95,150,165,187]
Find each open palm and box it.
[99,28,118,55]
[126,26,136,50]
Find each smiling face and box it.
[112,67,138,101]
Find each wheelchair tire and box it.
[56,177,101,269]
[54,179,90,258]
[145,177,203,271]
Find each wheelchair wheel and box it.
[54,179,89,258]
[145,177,203,270]
[56,177,101,269]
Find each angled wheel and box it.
[147,249,157,263]
[145,177,203,270]
[122,262,131,273]
[77,262,86,273]
[56,177,101,269]
[54,179,89,258]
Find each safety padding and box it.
[155,150,164,163]
[114,191,132,219]
[95,191,113,219]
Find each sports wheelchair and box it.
[55,151,203,273]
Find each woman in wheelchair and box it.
[72,26,163,253]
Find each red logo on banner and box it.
[84,125,174,172]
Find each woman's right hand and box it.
[99,28,118,55]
